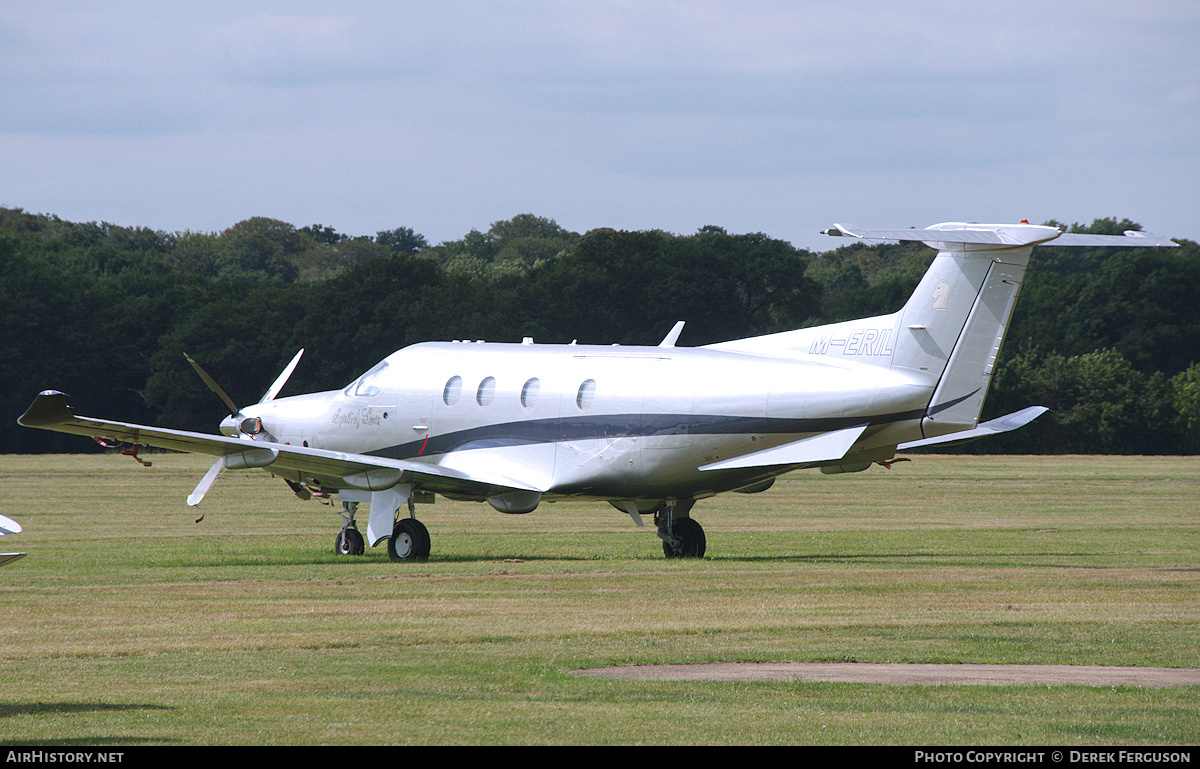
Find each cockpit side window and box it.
[348,361,390,397]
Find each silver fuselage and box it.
[234,341,930,504]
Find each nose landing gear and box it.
[334,501,365,555]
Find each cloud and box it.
[1,1,1196,251]
[210,14,393,87]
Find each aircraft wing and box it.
[18,390,544,500]
[897,406,1049,450]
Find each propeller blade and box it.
[184,353,240,418]
[187,457,225,507]
[261,349,304,403]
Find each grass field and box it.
[0,452,1196,745]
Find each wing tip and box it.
[17,390,73,428]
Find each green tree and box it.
[806,240,933,322]
[375,227,428,254]
[214,217,304,282]
[528,226,818,346]
[1171,363,1200,453]
[431,214,580,280]
[986,348,1180,454]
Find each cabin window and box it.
[576,379,596,410]
[442,376,462,406]
[520,377,540,408]
[476,376,496,406]
[353,361,389,397]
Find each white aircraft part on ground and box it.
[0,513,25,568]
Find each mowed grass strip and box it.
[0,453,1196,745]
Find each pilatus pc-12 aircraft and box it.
[20,221,1177,560]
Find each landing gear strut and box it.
[655,500,705,559]
[334,501,365,555]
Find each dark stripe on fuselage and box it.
[926,388,980,416]
[368,407,927,462]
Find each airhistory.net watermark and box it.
[5,753,124,764]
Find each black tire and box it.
[388,518,431,561]
[334,527,365,556]
[662,516,706,559]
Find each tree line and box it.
[3,207,1197,455]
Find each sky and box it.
[3,1,1198,253]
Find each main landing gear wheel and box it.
[388,518,431,561]
[662,516,706,559]
[334,526,364,556]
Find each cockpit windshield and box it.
[345,360,390,397]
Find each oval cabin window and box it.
[476,376,496,406]
[576,379,596,410]
[443,376,462,406]
[520,377,540,408]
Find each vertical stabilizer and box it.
[873,223,1058,439]
[898,243,1031,439]
[708,221,1176,442]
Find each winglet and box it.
[17,391,74,428]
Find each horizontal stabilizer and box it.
[824,223,1176,248]
[898,406,1048,450]
[1044,231,1178,247]
[825,224,1051,246]
[699,423,869,471]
